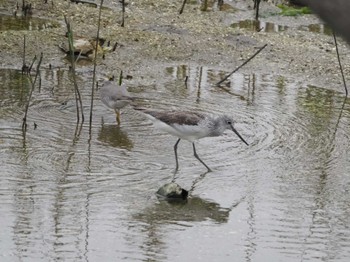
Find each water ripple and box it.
[2,65,350,261]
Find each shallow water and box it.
[1,65,350,262]
[0,13,59,31]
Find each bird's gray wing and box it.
[141,109,205,126]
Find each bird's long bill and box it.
[230,125,249,146]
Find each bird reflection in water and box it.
[98,123,133,150]
[136,170,245,224]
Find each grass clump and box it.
[277,4,312,16]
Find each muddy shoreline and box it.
[0,0,349,92]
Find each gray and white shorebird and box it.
[135,108,249,172]
[99,81,134,125]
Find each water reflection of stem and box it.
[196,66,203,102]
[83,191,91,262]
[21,35,27,74]
[216,44,267,86]
[217,86,247,100]
[246,74,256,106]
[28,55,36,73]
[63,123,83,173]
[333,32,348,96]
[74,122,84,144]
[298,97,347,261]
[186,171,210,196]
[329,97,347,146]
[89,0,104,135]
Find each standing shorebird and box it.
[99,81,133,125]
[135,108,249,172]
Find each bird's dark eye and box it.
[227,121,232,125]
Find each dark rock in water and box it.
[156,183,188,201]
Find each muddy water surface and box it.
[1,64,350,261]
[0,14,59,31]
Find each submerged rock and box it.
[156,182,188,201]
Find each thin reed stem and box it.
[179,0,187,14]
[22,53,43,133]
[64,16,84,124]
[216,44,267,86]
[121,0,125,27]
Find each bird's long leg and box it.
[174,138,181,172]
[115,109,121,125]
[192,142,212,172]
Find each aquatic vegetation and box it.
[277,4,312,16]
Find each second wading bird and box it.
[99,81,134,125]
[135,108,249,172]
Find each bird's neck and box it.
[208,119,224,137]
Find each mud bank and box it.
[0,0,349,92]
